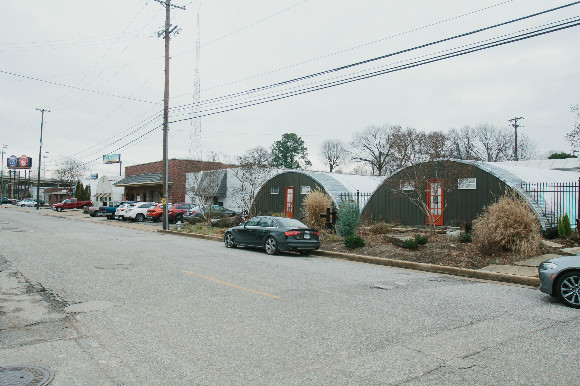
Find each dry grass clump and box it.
[472,191,542,256]
[302,188,333,230]
[368,221,394,234]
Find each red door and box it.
[284,187,294,218]
[426,179,444,226]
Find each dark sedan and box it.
[224,216,320,255]
[539,255,580,308]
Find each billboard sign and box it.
[103,154,121,164]
[7,155,32,169]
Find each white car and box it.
[17,199,38,207]
[114,203,135,220]
[124,202,156,222]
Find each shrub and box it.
[414,234,429,245]
[458,232,473,243]
[369,222,394,234]
[403,238,419,250]
[302,188,333,230]
[558,213,572,238]
[472,191,541,256]
[336,201,360,238]
[344,234,366,249]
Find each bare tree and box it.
[447,124,537,162]
[230,147,276,217]
[319,139,348,172]
[351,124,400,176]
[385,160,474,235]
[565,105,580,152]
[423,131,449,160]
[186,169,226,223]
[54,157,88,190]
[447,127,482,161]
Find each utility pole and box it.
[155,0,185,230]
[1,144,7,199]
[509,116,524,161]
[36,108,49,210]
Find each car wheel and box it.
[556,271,580,309]
[224,232,237,248]
[21,204,25,207]
[56,207,63,212]
[136,213,145,222]
[90,211,97,217]
[265,237,279,255]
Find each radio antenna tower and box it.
[189,0,202,160]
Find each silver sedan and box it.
[539,255,580,308]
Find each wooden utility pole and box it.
[509,116,524,161]
[36,108,49,210]
[154,0,185,230]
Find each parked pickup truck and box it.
[87,201,119,217]
[99,201,135,220]
[52,198,93,212]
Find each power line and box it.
[71,3,580,163]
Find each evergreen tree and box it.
[271,133,311,169]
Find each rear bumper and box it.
[279,240,320,251]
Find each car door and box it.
[255,217,275,245]
[235,217,261,246]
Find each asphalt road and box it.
[1,208,578,385]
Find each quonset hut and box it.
[361,160,580,231]
[253,170,384,219]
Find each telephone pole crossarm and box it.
[509,116,524,161]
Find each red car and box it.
[146,203,165,222]
[167,202,196,223]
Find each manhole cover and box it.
[0,366,54,386]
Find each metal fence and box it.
[338,191,372,209]
[521,181,579,229]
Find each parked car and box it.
[1,197,13,204]
[146,203,168,222]
[100,201,134,220]
[166,203,196,223]
[124,202,156,222]
[223,216,320,255]
[184,205,236,221]
[114,203,136,220]
[539,255,580,308]
[17,199,38,207]
[52,198,92,212]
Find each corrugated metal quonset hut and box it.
[253,170,384,219]
[361,160,580,230]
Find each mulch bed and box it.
[319,232,568,270]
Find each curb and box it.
[156,229,540,287]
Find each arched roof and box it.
[269,169,384,208]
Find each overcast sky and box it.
[1,0,579,177]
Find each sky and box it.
[1,0,579,178]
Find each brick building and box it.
[114,159,228,203]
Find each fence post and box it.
[577,178,580,230]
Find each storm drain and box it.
[0,366,54,386]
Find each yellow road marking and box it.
[182,270,280,299]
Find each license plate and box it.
[304,234,310,239]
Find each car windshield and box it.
[275,218,308,228]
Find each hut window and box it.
[458,178,476,190]
[270,187,279,195]
[400,181,414,191]
[301,186,311,195]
